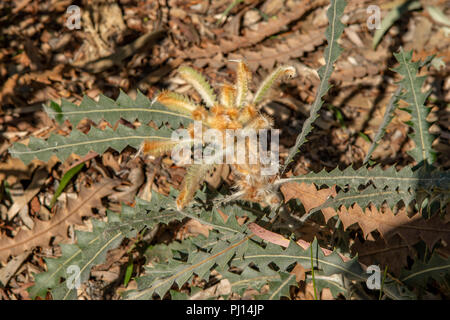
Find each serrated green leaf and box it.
[313,185,415,212]
[125,233,252,299]
[400,253,450,287]
[52,220,125,300]
[44,90,193,127]
[283,0,347,172]
[364,86,402,164]
[28,244,81,299]
[10,124,173,164]
[257,272,296,300]
[392,49,435,165]
[280,165,450,194]
[306,272,347,299]
[223,266,280,296]
[28,192,182,299]
[30,219,124,300]
[170,290,190,300]
[233,239,367,282]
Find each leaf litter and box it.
[0,0,449,300]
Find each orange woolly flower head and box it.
[143,61,296,209]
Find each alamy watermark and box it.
[66,265,81,290]
[170,121,280,176]
[66,5,81,30]
[366,265,381,290]
[367,5,381,30]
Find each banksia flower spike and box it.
[233,59,252,108]
[155,91,199,115]
[178,66,217,108]
[144,61,296,209]
[220,84,236,109]
[253,65,296,105]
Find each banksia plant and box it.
[5,0,450,301]
[147,62,296,210]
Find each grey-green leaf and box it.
[283,0,347,173]
[392,49,435,165]
[10,124,173,164]
[364,86,402,164]
[44,90,193,128]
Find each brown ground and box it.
[0,0,449,300]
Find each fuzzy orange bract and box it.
[192,107,207,121]
[143,61,295,209]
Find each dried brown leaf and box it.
[338,204,450,249]
[280,182,336,220]
[0,158,32,186]
[0,74,19,105]
[204,164,228,189]
[7,167,48,220]
[0,251,30,286]
[247,222,353,264]
[291,263,306,282]
[178,219,211,239]
[108,167,144,203]
[189,279,231,300]
[281,183,450,249]
[228,30,326,72]
[187,0,328,59]
[0,179,119,262]
[320,287,335,300]
[332,58,383,82]
[351,235,412,275]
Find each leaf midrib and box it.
[12,135,171,155]
[400,52,427,162]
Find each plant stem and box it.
[311,244,318,300]
[379,265,388,300]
